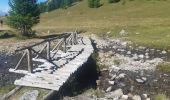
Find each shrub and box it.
[108,0,120,3]
[88,0,100,8]
[0,31,15,39]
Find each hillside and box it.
[34,0,170,49]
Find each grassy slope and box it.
[34,0,170,49]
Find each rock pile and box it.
[90,34,170,100]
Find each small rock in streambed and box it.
[111,65,120,72]
[132,95,141,100]
[119,29,128,36]
[136,79,145,83]
[141,94,148,99]
[121,95,129,100]
[127,51,131,55]
[116,73,126,79]
[106,86,112,92]
[141,77,147,81]
[105,88,123,99]
[138,55,144,59]
[162,50,167,54]
[110,74,117,80]
[146,98,151,100]
[108,81,115,85]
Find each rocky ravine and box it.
[64,34,170,100]
[92,34,170,100]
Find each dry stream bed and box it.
[0,34,170,100]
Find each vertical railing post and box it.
[75,32,78,44]
[71,33,74,45]
[27,48,33,73]
[47,41,51,60]
[64,37,67,53]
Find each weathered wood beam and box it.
[35,44,47,59]
[15,51,27,70]
[27,48,33,73]
[51,39,64,52]
[15,33,71,52]
[30,48,58,67]
[64,37,67,53]
[47,41,51,60]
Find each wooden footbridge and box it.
[9,32,94,91]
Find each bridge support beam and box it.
[47,41,51,60]
[27,49,33,73]
[64,37,67,53]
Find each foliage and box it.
[38,2,47,13]
[0,30,15,38]
[88,0,101,8]
[157,62,170,73]
[0,84,16,94]
[7,0,40,36]
[154,94,169,100]
[47,0,77,11]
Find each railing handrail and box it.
[15,32,72,52]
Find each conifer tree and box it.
[7,0,40,36]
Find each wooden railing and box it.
[13,32,78,73]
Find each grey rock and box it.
[121,95,129,100]
[142,94,148,99]
[111,65,120,72]
[162,50,167,54]
[106,88,123,99]
[132,95,141,100]
[19,90,39,100]
[116,73,126,79]
[119,29,128,36]
[136,79,144,83]
[106,86,112,92]
[145,53,149,56]
[146,98,151,100]
[130,86,134,92]
[138,55,144,59]
[119,82,126,87]
[141,77,147,81]
[108,81,115,85]
[127,51,131,55]
[110,74,117,80]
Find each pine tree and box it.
[7,0,40,36]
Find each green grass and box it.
[9,87,50,100]
[34,0,170,49]
[0,84,16,94]
[157,62,170,73]
[154,94,169,100]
